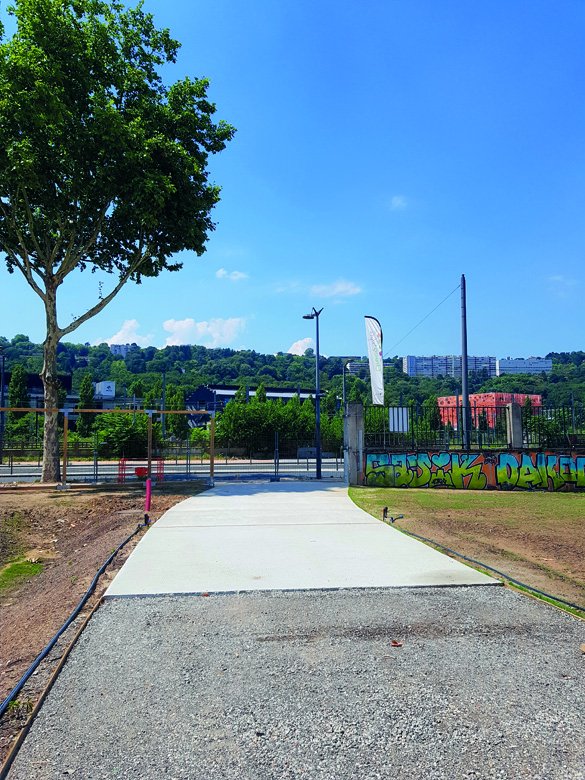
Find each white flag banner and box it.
[364,315,384,406]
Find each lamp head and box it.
[302,313,314,320]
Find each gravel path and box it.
[8,586,585,780]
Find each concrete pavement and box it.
[105,481,496,597]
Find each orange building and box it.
[437,392,542,428]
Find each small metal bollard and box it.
[382,507,404,524]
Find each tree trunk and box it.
[41,285,62,482]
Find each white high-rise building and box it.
[496,357,552,375]
[402,355,496,378]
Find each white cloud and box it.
[274,278,362,300]
[287,337,314,355]
[273,280,303,294]
[216,267,248,282]
[547,275,577,298]
[390,195,408,210]
[309,279,362,298]
[163,317,246,347]
[95,319,152,347]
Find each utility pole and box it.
[461,274,470,450]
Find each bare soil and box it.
[402,515,585,607]
[0,482,206,708]
[350,487,585,610]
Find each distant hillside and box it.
[0,334,583,407]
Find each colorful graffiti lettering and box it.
[365,452,585,491]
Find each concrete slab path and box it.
[106,481,495,597]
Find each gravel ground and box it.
[7,586,585,780]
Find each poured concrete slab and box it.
[105,482,496,597]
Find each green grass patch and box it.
[507,584,585,620]
[349,485,585,525]
[349,486,585,619]
[0,559,43,592]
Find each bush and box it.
[95,412,159,458]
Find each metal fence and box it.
[366,404,508,451]
[365,403,585,452]
[521,404,585,450]
[0,407,344,484]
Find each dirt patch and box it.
[350,487,585,610]
[0,482,206,704]
[403,514,585,606]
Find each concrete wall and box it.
[344,403,364,485]
[364,451,585,491]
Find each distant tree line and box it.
[1,334,585,416]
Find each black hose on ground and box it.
[384,518,584,613]
[0,521,147,719]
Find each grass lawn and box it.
[349,486,585,612]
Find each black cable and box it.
[0,521,146,719]
[384,283,461,357]
[386,521,584,613]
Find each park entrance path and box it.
[105,481,495,597]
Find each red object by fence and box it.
[117,458,165,484]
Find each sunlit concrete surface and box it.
[105,481,496,597]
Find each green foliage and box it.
[0,0,234,478]
[255,382,267,403]
[5,411,37,439]
[143,383,161,409]
[6,364,30,434]
[0,0,235,292]
[421,395,441,431]
[214,393,342,453]
[95,411,157,457]
[3,332,585,414]
[129,379,144,399]
[76,372,95,436]
[0,559,43,592]
[165,384,189,440]
[189,426,210,448]
[7,364,29,410]
[523,411,564,448]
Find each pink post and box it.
[145,478,152,512]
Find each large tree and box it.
[0,0,234,480]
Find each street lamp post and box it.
[303,307,323,479]
[342,360,350,412]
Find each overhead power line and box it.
[384,283,461,357]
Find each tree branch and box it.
[19,185,47,269]
[48,215,68,268]
[59,252,148,338]
[0,201,47,300]
[54,204,109,284]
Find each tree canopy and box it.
[0,0,235,479]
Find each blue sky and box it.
[1,0,584,359]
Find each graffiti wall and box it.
[365,451,585,491]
